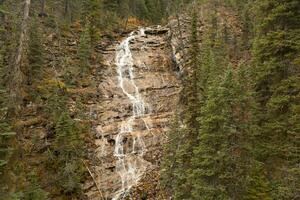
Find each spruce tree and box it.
[234,64,267,200]
[0,122,15,178]
[190,68,233,199]
[28,17,43,85]
[103,0,119,12]
[244,164,272,200]
[81,0,102,43]
[130,0,149,21]
[118,0,130,25]
[160,114,184,194]
[145,0,163,23]
[53,112,85,196]
[171,8,201,199]
[191,65,256,199]
[0,59,15,196]
[78,25,91,72]
[23,171,48,200]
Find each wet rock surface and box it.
[84,26,181,200]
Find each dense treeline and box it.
[161,0,300,199]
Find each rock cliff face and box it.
[85,26,181,200]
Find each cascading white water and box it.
[113,28,150,200]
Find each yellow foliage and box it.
[37,79,67,95]
[45,79,66,89]
[126,17,145,29]
[71,20,83,31]
[294,54,300,66]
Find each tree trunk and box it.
[0,0,5,22]
[9,0,31,113]
[64,0,70,19]
[41,0,45,13]
[39,0,47,17]
[0,0,5,6]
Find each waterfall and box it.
[113,28,150,200]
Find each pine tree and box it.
[190,65,257,199]
[82,0,102,42]
[234,64,266,200]
[23,171,48,200]
[145,0,162,23]
[53,112,85,196]
[0,123,15,175]
[160,114,184,194]
[130,0,149,20]
[170,8,201,199]
[103,0,118,12]
[78,25,91,72]
[190,68,233,199]
[0,77,14,182]
[28,17,43,85]
[244,164,272,200]
[118,0,130,25]
[0,103,16,197]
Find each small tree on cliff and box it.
[28,17,44,85]
[169,7,202,199]
[53,112,85,196]
[23,171,48,200]
[160,114,184,193]
[78,25,91,73]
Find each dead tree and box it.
[64,0,70,19]
[0,0,6,22]
[39,0,47,17]
[9,0,31,113]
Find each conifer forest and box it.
[0,0,299,200]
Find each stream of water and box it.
[113,28,150,200]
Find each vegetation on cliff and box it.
[0,0,299,199]
[0,0,188,199]
[161,0,300,199]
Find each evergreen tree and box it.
[129,0,149,21]
[191,68,235,199]
[53,112,85,196]
[0,61,15,197]
[145,0,162,23]
[244,164,272,200]
[161,7,202,199]
[160,114,184,194]
[190,63,255,200]
[103,0,119,12]
[28,17,44,85]
[78,25,91,72]
[234,64,267,200]
[82,0,102,42]
[0,123,15,176]
[23,172,48,200]
[171,8,201,199]
[118,0,130,25]
[163,7,201,199]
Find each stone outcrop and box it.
[84,26,181,200]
